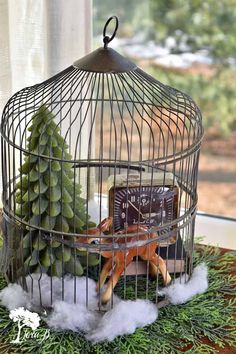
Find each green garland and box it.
[0,246,235,354]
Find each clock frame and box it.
[108,172,179,245]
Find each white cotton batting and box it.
[1,264,208,342]
[86,299,158,343]
[0,283,30,310]
[159,262,208,305]
[46,300,100,333]
[63,275,98,309]
[24,274,99,310]
[0,275,158,343]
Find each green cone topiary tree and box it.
[15,105,98,277]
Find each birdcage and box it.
[0,16,203,310]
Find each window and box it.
[93,0,236,219]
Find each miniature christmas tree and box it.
[15,105,98,277]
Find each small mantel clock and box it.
[108,172,179,245]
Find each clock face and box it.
[112,186,178,232]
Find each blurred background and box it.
[0,0,235,220]
[93,0,236,218]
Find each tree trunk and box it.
[11,321,23,344]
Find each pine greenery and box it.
[0,246,235,353]
[15,104,98,277]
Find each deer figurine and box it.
[80,217,171,305]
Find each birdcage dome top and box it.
[1,16,203,167]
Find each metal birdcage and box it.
[0,17,203,310]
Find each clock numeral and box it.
[121,212,126,219]
[130,195,135,203]
[141,198,147,206]
[122,202,129,209]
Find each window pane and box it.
[93,0,236,218]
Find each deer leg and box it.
[101,254,133,305]
[149,261,158,278]
[96,258,113,292]
[141,243,158,278]
[149,253,171,285]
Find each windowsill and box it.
[195,212,236,250]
